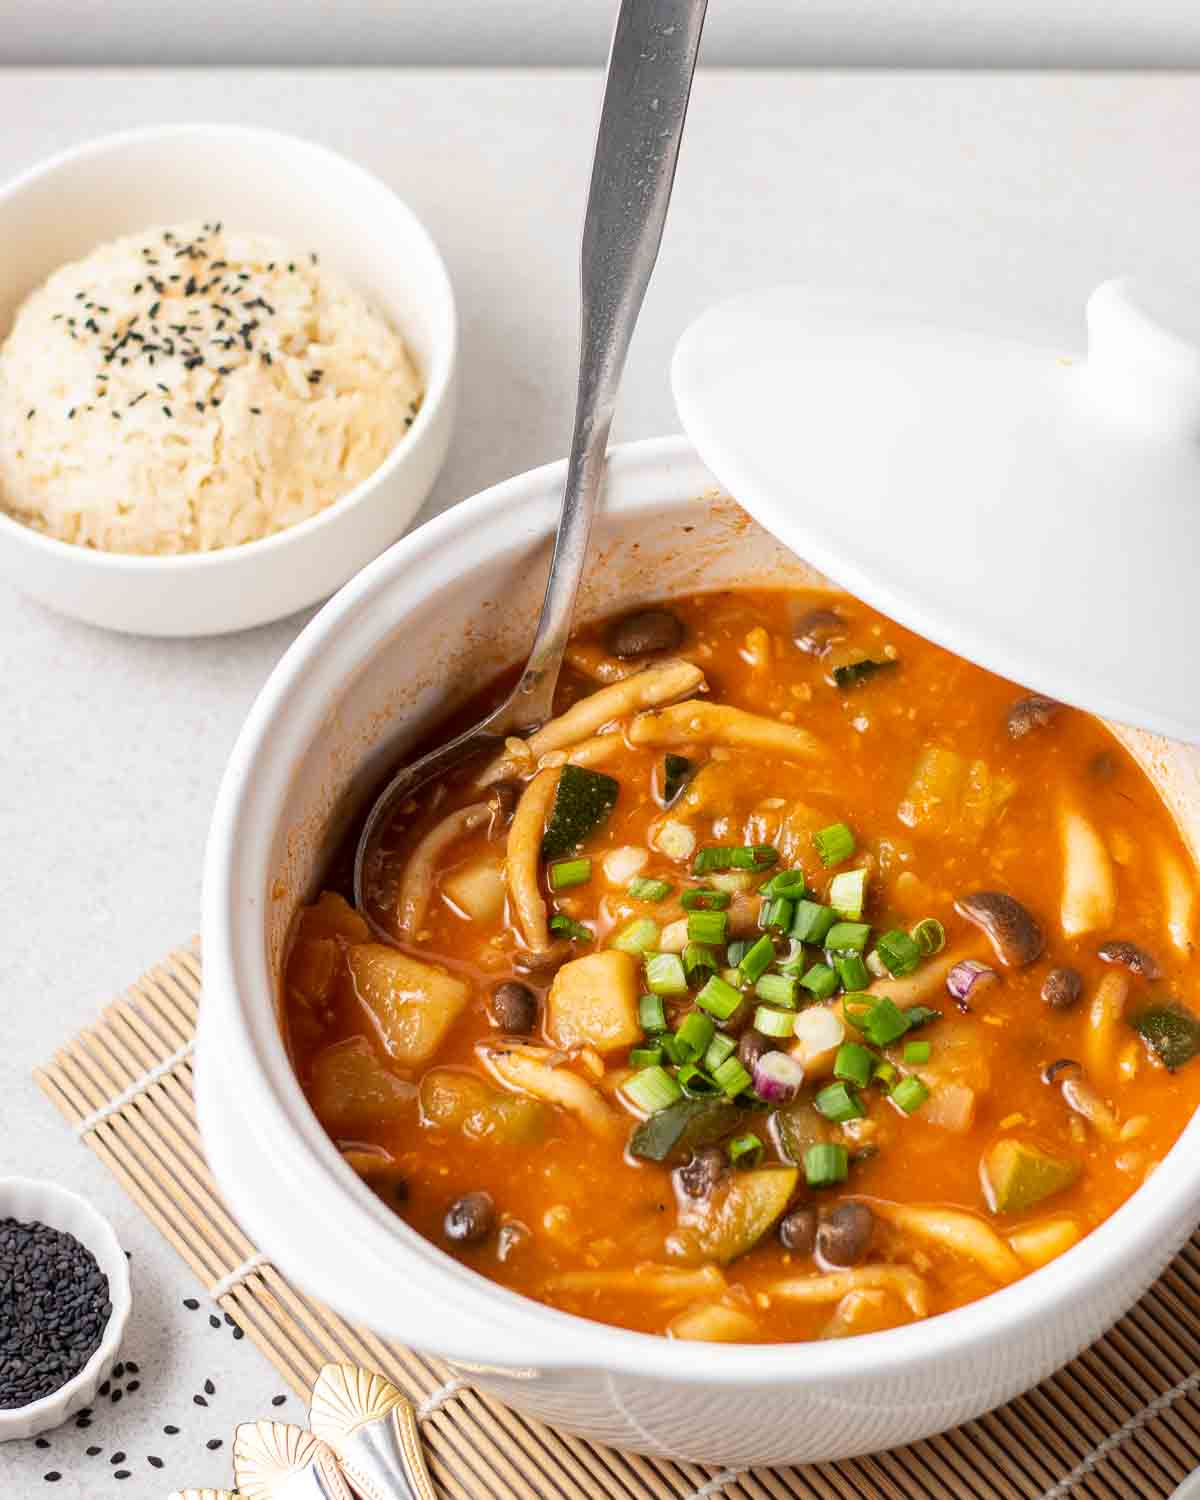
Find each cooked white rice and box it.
[0,222,422,554]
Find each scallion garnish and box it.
[678,1062,721,1097]
[726,938,752,966]
[695,974,744,1022]
[891,1075,930,1114]
[728,1132,764,1169]
[825,921,870,953]
[876,928,922,977]
[737,934,775,985]
[711,1055,753,1097]
[638,993,667,1033]
[853,995,911,1047]
[549,914,593,942]
[753,1005,796,1038]
[910,917,946,956]
[804,1142,849,1188]
[629,875,673,903]
[549,857,592,890]
[828,868,868,920]
[645,951,689,996]
[814,1081,866,1123]
[874,1059,899,1088]
[832,657,898,689]
[790,900,837,945]
[629,1045,664,1069]
[683,941,719,982]
[681,886,731,911]
[834,952,871,992]
[611,917,661,955]
[755,972,798,1009]
[704,1032,737,1072]
[759,868,807,899]
[903,1040,931,1064]
[759,896,795,932]
[812,821,855,867]
[624,1064,683,1113]
[800,962,839,1000]
[834,1042,876,1087]
[693,844,779,874]
[904,1004,942,1030]
[686,909,730,946]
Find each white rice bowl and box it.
[0,222,423,554]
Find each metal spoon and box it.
[354,0,708,928]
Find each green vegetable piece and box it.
[541,764,619,859]
[628,1096,742,1163]
[645,951,689,996]
[890,1075,930,1114]
[629,876,673,903]
[791,900,837,944]
[832,658,899,689]
[826,921,871,953]
[984,1138,1081,1212]
[814,1081,865,1123]
[803,1143,849,1188]
[1131,1001,1200,1072]
[876,928,922,977]
[611,917,660,955]
[834,953,870,992]
[828,869,868,920]
[681,886,731,911]
[812,821,855,867]
[728,1132,764,1169]
[800,962,839,1000]
[671,1166,799,1264]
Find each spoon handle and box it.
[510,0,708,724]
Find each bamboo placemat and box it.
[34,944,1200,1500]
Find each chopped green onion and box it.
[833,657,898,689]
[865,949,890,979]
[712,1055,753,1097]
[903,1040,931,1064]
[624,1065,683,1113]
[645,951,688,996]
[834,953,869,992]
[678,1062,720,1097]
[726,938,752,966]
[549,914,593,941]
[693,846,736,873]
[549,857,592,890]
[834,1042,876,1088]
[825,921,871,953]
[683,942,718,982]
[638,993,667,1033]
[720,967,744,988]
[891,1075,930,1114]
[662,753,693,806]
[676,1010,717,1060]
[760,868,807,899]
[629,875,673,903]
[708,871,755,894]
[755,973,798,1009]
[904,1005,942,1030]
[828,869,868,920]
[629,1045,664,1069]
[661,1033,691,1066]
[777,939,809,974]
[804,1142,849,1188]
[910,917,946,956]
[696,974,744,1022]
[876,928,922,977]
[728,1132,764,1169]
[800,962,839,1000]
[681,886,731,911]
[704,1032,737,1072]
[611,917,661,955]
[790,900,837,945]
[862,996,911,1047]
[874,1059,899,1088]
[812,821,855,867]
[696,844,779,872]
[737,934,776,984]
[754,1005,796,1038]
[759,896,795,932]
[687,910,730,946]
[814,1081,866,1123]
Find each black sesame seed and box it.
[124,1362,138,1375]
[126,1379,139,1392]
[223,1313,235,1327]
[110,1389,122,1404]
[271,1394,287,1407]
[114,1470,130,1480]
[148,1455,164,1468]
[163,1425,179,1435]
[98,1382,110,1397]
[208,1315,221,1330]
[206,1438,223,1451]
[232,1326,244,1340]
[110,1451,126,1464]
[86,1446,101,1456]
[204,1378,215,1396]
[35,1437,50,1448]
[43,1472,61,1483]
[194,1394,208,1407]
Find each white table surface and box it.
[3,65,1199,1498]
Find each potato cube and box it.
[300,890,370,944]
[347,943,470,1066]
[309,1037,415,1135]
[546,949,640,1054]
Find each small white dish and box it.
[0,124,457,636]
[0,1176,131,1442]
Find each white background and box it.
[3,0,1200,67]
[2,58,1200,1500]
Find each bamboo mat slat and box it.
[34,944,1200,1500]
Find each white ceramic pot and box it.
[200,436,1200,1466]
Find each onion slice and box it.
[752,1050,805,1103]
[946,959,999,1004]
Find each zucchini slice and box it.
[628,1096,741,1164]
[661,753,694,807]
[1131,1000,1200,1072]
[833,658,899,689]
[541,764,619,860]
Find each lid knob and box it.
[1085,276,1200,434]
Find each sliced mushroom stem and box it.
[505,768,559,953]
[396,802,491,937]
[628,701,824,760]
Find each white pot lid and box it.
[672,280,1200,743]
